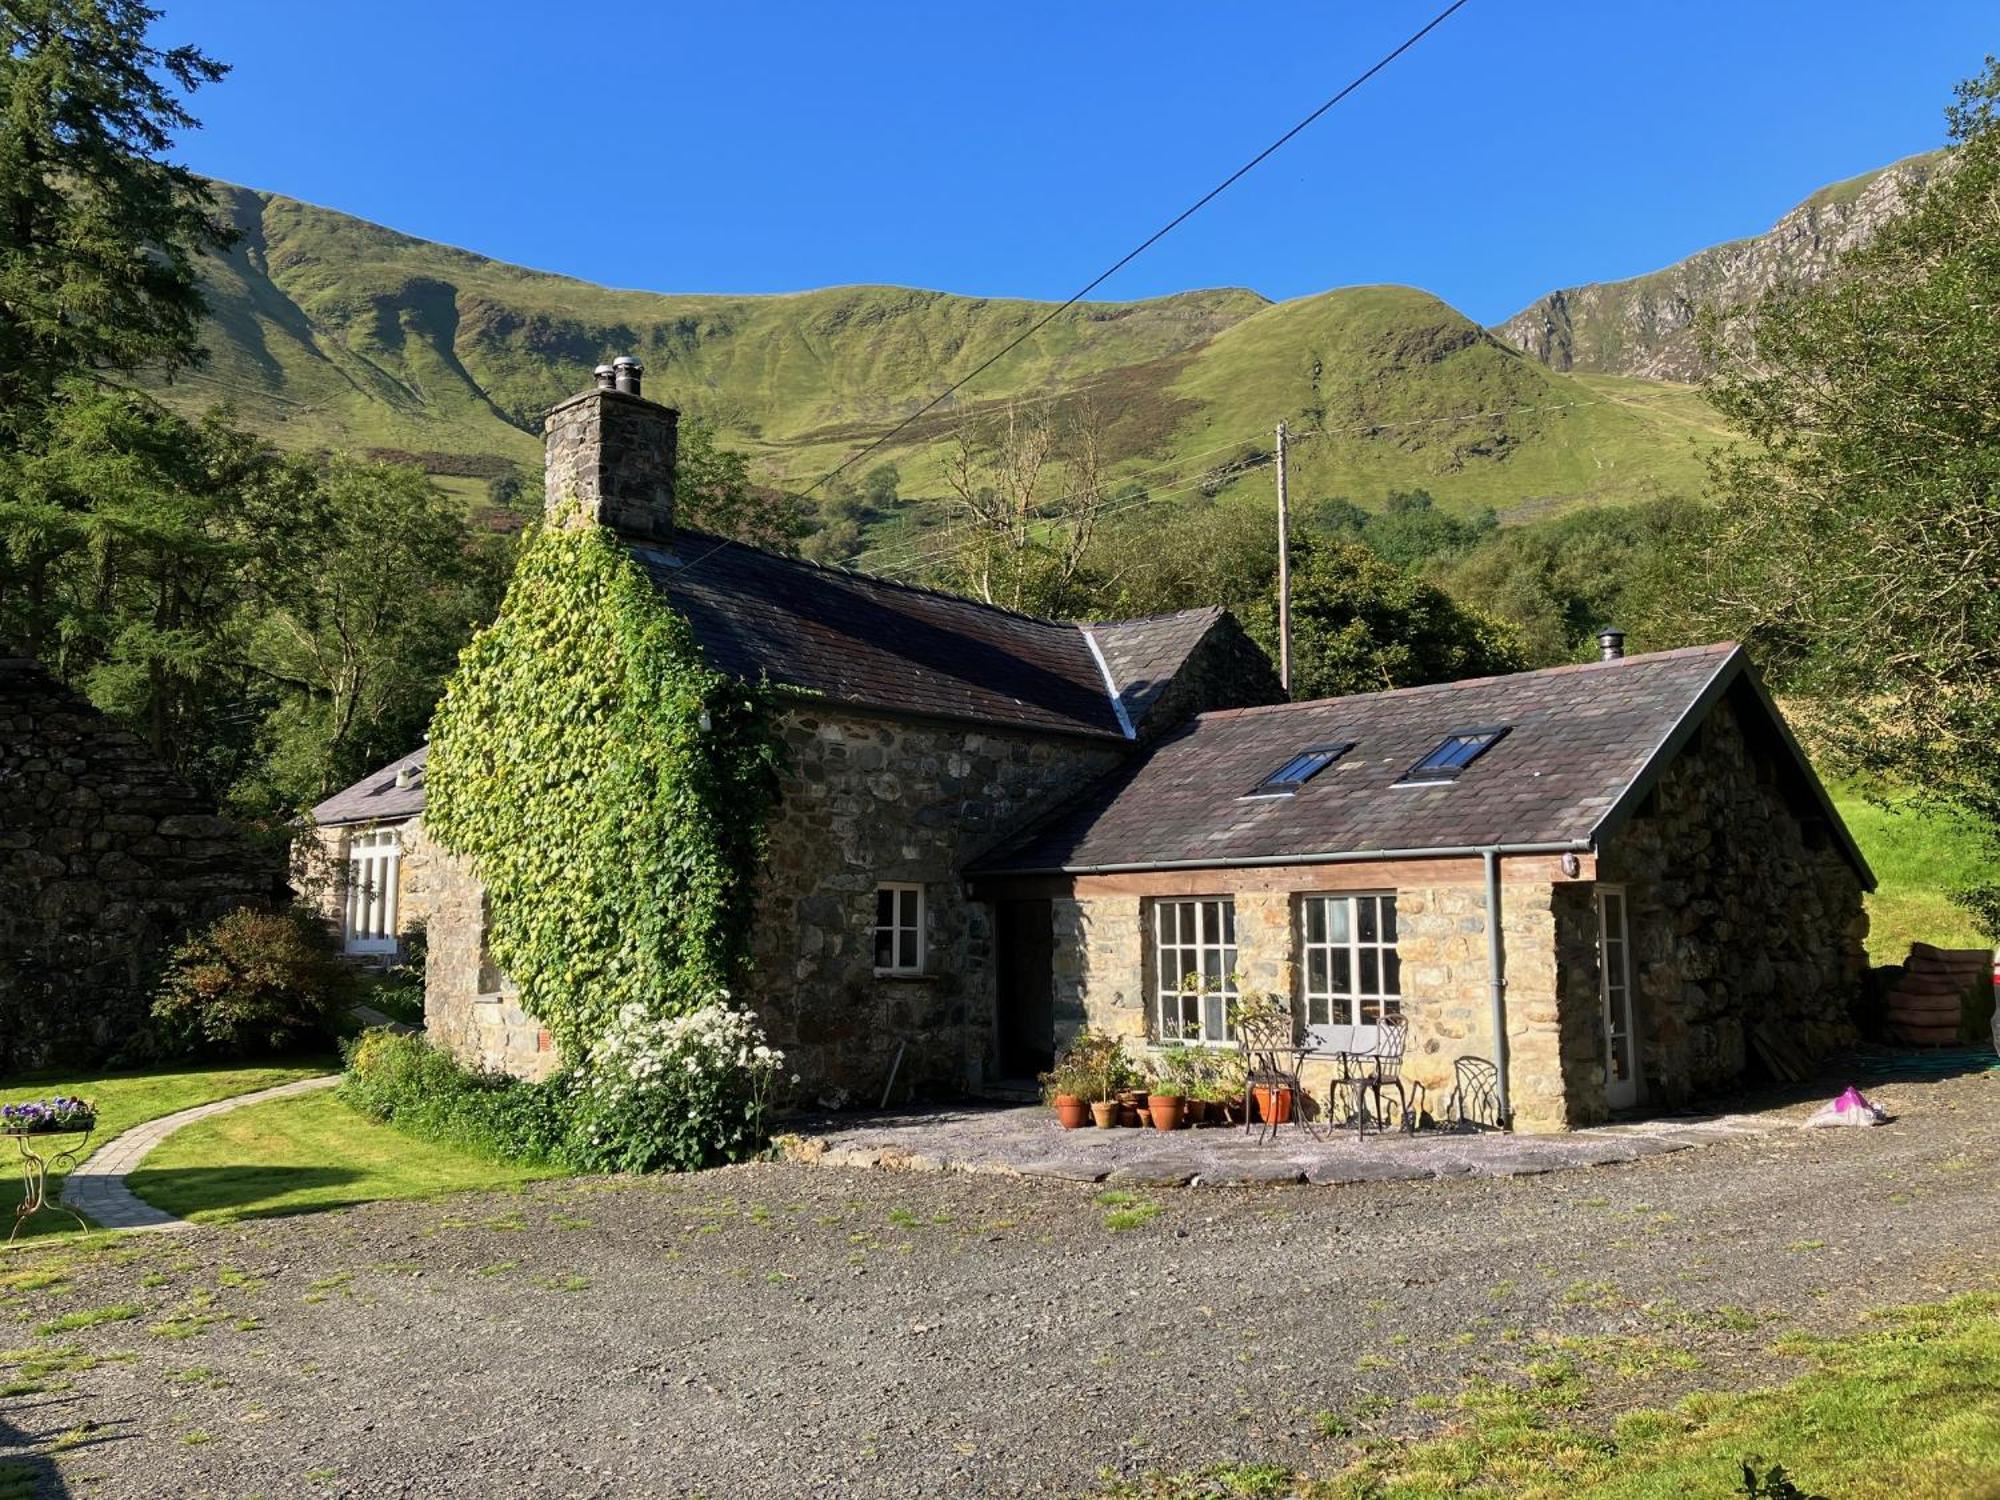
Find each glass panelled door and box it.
[1597,887,1638,1109]
[344,829,401,956]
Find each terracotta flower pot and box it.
[1186,1098,1209,1125]
[1147,1093,1184,1131]
[1090,1101,1118,1129]
[1053,1095,1089,1130]
[1252,1084,1294,1125]
[1118,1106,1141,1128]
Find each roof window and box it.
[1398,726,1510,785]
[1247,742,1353,797]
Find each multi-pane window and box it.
[873,884,924,974]
[1153,898,1237,1044]
[1247,742,1353,797]
[1300,894,1401,1038]
[1399,726,1510,784]
[344,829,401,955]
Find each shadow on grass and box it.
[122,1165,368,1225]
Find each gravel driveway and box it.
[4,1067,1997,1498]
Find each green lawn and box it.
[1831,786,1994,964]
[1106,1292,2000,1499]
[125,1088,562,1226]
[0,1061,336,1243]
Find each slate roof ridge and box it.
[662,527,1080,631]
[1189,642,1743,724]
[663,530,1225,639]
[1083,603,1225,630]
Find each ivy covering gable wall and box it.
[425,514,782,1059]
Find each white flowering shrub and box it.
[566,997,791,1173]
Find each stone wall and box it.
[1599,690,1867,1107]
[418,819,560,1081]
[293,816,439,960]
[1049,860,1592,1134]
[748,708,1128,1102]
[0,657,285,1068]
[421,705,1129,1095]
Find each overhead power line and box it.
[671,0,1475,583]
[849,393,1611,581]
[797,0,1474,504]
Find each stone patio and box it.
[777,1102,1783,1187]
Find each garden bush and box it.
[339,1029,567,1165]
[565,1000,789,1173]
[341,997,788,1174]
[150,906,353,1059]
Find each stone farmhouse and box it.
[2,655,283,1069]
[306,362,1872,1132]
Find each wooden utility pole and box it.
[1275,419,1292,695]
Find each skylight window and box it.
[1399,726,1510,785]
[1247,742,1353,797]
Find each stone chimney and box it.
[543,355,678,542]
[1597,628,1626,661]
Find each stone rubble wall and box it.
[0,658,285,1068]
[416,818,559,1081]
[1599,692,1866,1107]
[749,708,1127,1103]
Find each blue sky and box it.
[159,2,1992,323]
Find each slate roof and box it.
[310,744,426,828]
[625,533,1223,740]
[1086,606,1228,733]
[971,644,1873,883]
[307,538,1237,823]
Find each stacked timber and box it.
[1884,943,1991,1045]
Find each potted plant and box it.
[1040,1035,1103,1130]
[1148,1047,1197,1131]
[1056,1028,1128,1128]
[1040,1066,1090,1130]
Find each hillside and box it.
[1493,151,1940,380]
[142,184,1726,537]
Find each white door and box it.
[344,829,401,956]
[1597,887,1638,1109]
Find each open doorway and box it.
[994,898,1055,1081]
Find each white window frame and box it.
[1151,897,1238,1046]
[343,828,401,956]
[873,883,925,975]
[1598,885,1639,1109]
[1299,893,1401,1044]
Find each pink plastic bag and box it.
[1803,1085,1887,1128]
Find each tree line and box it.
[3,5,1995,932]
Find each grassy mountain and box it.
[145,182,1727,542]
[1493,151,1941,381]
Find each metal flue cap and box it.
[593,363,616,391]
[1597,629,1626,661]
[611,355,643,397]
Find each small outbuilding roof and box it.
[971,643,1873,885]
[310,744,426,828]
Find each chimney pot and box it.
[543,358,678,542]
[1597,628,1626,661]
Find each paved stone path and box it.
[780,1101,1786,1186]
[61,1075,341,1231]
